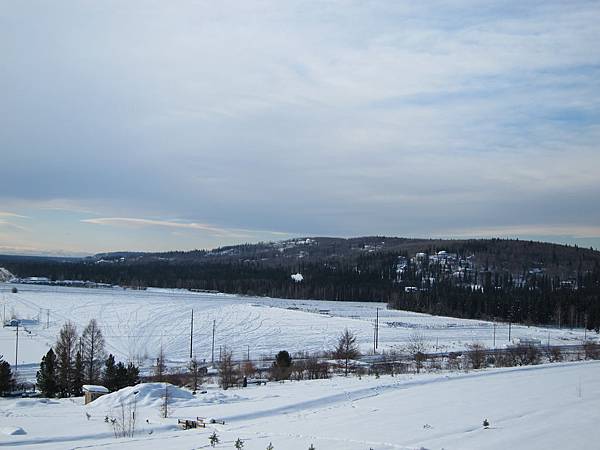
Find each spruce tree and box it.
[115,362,128,391]
[103,354,117,391]
[271,350,293,381]
[209,431,219,447]
[125,362,140,386]
[0,356,14,396]
[72,351,84,396]
[36,349,58,397]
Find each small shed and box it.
[82,385,109,404]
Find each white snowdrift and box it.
[87,383,194,410]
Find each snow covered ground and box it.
[1,361,599,449]
[0,283,592,382]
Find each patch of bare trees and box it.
[219,347,240,389]
[405,333,428,373]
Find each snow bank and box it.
[1,426,26,436]
[87,383,195,410]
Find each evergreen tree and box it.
[36,349,58,397]
[0,355,14,396]
[209,431,219,447]
[125,362,140,386]
[234,438,244,449]
[334,329,360,376]
[115,362,128,391]
[55,322,78,397]
[72,351,84,396]
[271,350,293,381]
[103,354,117,391]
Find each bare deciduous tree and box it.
[160,383,172,418]
[55,322,78,397]
[406,333,428,373]
[187,356,203,393]
[111,397,137,437]
[154,345,167,382]
[334,329,360,376]
[219,347,239,389]
[81,319,106,384]
[466,342,487,369]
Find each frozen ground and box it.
[0,283,592,382]
[0,361,599,449]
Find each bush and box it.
[466,343,487,369]
[271,351,293,381]
[583,341,600,359]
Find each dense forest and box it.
[1,237,599,331]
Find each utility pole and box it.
[211,319,216,365]
[189,310,194,359]
[373,320,376,353]
[15,320,19,376]
[493,321,496,348]
[376,308,379,350]
[247,345,250,361]
[46,309,50,329]
[508,320,512,341]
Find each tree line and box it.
[2,238,599,330]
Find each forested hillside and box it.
[1,237,599,330]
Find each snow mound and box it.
[87,383,195,410]
[1,426,26,436]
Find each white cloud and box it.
[81,217,289,239]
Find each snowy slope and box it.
[0,361,598,449]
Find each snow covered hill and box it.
[1,361,599,449]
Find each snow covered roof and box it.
[82,385,109,393]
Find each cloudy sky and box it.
[1,1,599,255]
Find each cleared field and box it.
[0,283,590,379]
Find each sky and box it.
[1,0,599,256]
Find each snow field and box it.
[0,283,593,382]
[0,361,599,449]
